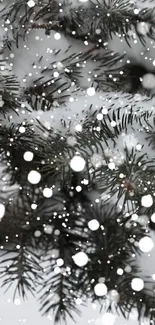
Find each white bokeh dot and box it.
[54,266,61,274]
[111,121,117,127]
[97,113,103,120]
[101,313,116,325]
[134,9,139,14]
[142,73,155,90]
[27,170,41,184]
[151,213,155,223]
[43,188,53,198]
[102,108,108,114]
[54,33,61,40]
[75,298,82,305]
[117,268,124,275]
[76,186,82,192]
[31,203,37,210]
[88,219,100,231]
[72,252,88,267]
[108,162,115,170]
[136,144,142,151]
[87,87,95,96]
[70,156,86,172]
[125,265,132,273]
[138,236,154,253]
[44,225,53,235]
[54,229,60,235]
[96,29,101,34]
[0,203,5,220]
[23,151,34,162]
[10,53,15,58]
[27,0,35,7]
[131,278,144,291]
[14,298,21,305]
[53,71,59,78]
[94,283,107,296]
[75,124,82,132]
[57,258,64,267]
[141,194,153,207]
[34,230,42,237]
[19,126,25,133]
[56,62,64,70]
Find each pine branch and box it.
[145,121,155,148]
[2,0,155,46]
[0,123,40,185]
[25,76,77,111]
[0,174,149,323]
[72,203,150,321]
[0,1,155,324]
[24,48,124,110]
[94,148,154,207]
[96,62,154,95]
[57,0,155,45]
[1,110,154,199]
[0,232,42,299]
[114,277,155,322]
[39,266,81,322]
[37,199,87,321]
[0,56,22,115]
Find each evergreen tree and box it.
[0,0,155,323]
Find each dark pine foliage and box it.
[0,0,155,323]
